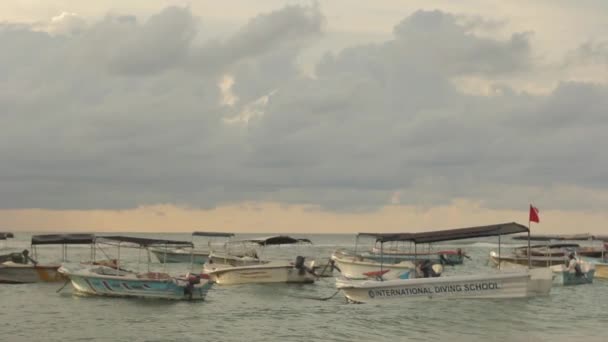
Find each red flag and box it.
[529,205,540,223]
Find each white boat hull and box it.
[59,265,213,300]
[204,263,315,285]
[336,268,553,303]
[331,254,413,280]
[0,263,64,283]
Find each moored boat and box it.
[550,261,595,286]
[59,236,213,300]
[204,236,316,285]
[331,248,413,280]
[0,234,95,284]
[336,222,553,303]
[150,231,235,264]
[489,251,567,268]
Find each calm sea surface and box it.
[1,233,606,342]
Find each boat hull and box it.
[489,251,567,268]
[204,264,315,285]
[550,263,595,286]
[150,249,209,264]
[369,249,465,265]
[0,263,64,283]
[595,263,608,279]
[331,254,413,280]
[336,268,553,303]
[60,266,213,300]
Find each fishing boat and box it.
[0,232,14,250]
[549,261,595,286]
[203,236,317,285]
[587,256,608,279]
[59,236,213,300]
[367,247,467,265]
[0,234,95,284]
[336,223,553,303]
[512,234,604,258]
[149,231,235,264]
[489,251,567,268]
[331,248,414,280]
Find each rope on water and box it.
[56,279,71,293]
[288,289,341,301]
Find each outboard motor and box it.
[294,256,306,275]
[183,273,201,300]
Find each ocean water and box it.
[1,233,606,342]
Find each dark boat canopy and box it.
[0,232,14,239]
[192,231,235,237]
[98,236,193,247]
[593,235,608,242]
[512,234,592,241]
[31,234,95,245]
[360,222,529,244]
[233,235,312,246]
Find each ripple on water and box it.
[2,234,607,341]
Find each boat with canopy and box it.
[492,234,597,285]
[335,222,553,303]
[149,231,235,264]
[59,236,214,300]
[203,236,317,285]
[0,234,95,283]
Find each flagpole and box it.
[528,215,532,269]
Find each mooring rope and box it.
[288,289,341,301]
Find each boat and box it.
[59,236,213,300]
[203,236,317,285]
[367,247,467,265]
[0,234,95,284]
[592,260,608,279]
[149,231,235,264]
[489,251,568,268]
[549,261,595,286]
[331,248,414,280]
[512,234,605,258]
[336,222,553,303]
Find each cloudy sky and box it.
[1,1,607,233]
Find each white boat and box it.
[59,236,213,300]
[0,234,95,284]
[204,236,316,285]
[331,249,413,280]
[336,222,553,303]
[150,231,234,264]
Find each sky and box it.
[1,1,607,234]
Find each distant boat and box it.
[336,223,553,303]
[149,231,235,264]
[0,234,95,284]
[489,251,567,268]
[550,261,595,286]
[0,232,14,239]
[204,236,317,285]
[59,236,213,300]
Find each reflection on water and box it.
[1,233,606,341]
